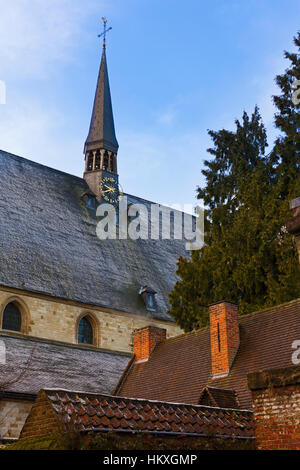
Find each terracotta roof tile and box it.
[118,299,300,409]
[38,389,254,439]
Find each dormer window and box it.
[139,286,157,312]
[146,293,155,310]
[81,191,97,211]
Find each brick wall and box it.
[209,302,239,377]
[133,326,166,362]
[0,287,181,354]
[248,365,300,450]
[20,391,59,439]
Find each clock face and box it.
[100,176,123,204]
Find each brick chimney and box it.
[286,197,300,263]
[209,301,240,378]
[133,326,166,363]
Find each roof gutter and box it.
[0,391,37,401]
[80,428,255,440]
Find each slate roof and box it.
[22,389,254,439]
[84,46,119,154]
[0,150,189,321]
[0,332,130,396]
[117,299,300,409]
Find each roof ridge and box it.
[42,388,252,413]
[238,297,300,321]
[0,150,193,217]
[158,325,210,346]
[160,298,300,346]
[0,149,85,182]
[126,193,195,215]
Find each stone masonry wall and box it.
[0,288,182,353]
[0,399,33,439]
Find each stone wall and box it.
[0,287,182,353]
[0,398,33,439]
[248,365,300,450]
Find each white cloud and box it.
[156,109,177,126]
[0,0,110,176]
[0,0,106,78]
[0,98,83,174]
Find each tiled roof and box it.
[24,389,254,439]
[0,333,130,395]
[117,299,300,409]
[199,387,239,409]
[0,150,190,321]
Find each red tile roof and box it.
[24,389,254,439]
[117,299,300,409]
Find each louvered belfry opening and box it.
[95,150,101,170]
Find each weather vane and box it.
[98,17,112,48]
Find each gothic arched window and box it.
[103,151,109,171]
[87,152,94,171]
[2,302,22,332]
[95,150,101,170]
[78,317,93,345]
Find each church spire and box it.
[84,45,119,156]
[84,18,119,200]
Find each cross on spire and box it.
[98,17,112,48]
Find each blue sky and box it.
[0,0,299,208]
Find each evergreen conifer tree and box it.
[169,35,300,331]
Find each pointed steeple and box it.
[84,45,119,155]
[83,19,119,201]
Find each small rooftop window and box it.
[139,286,157,312]
[81,191,97,211]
